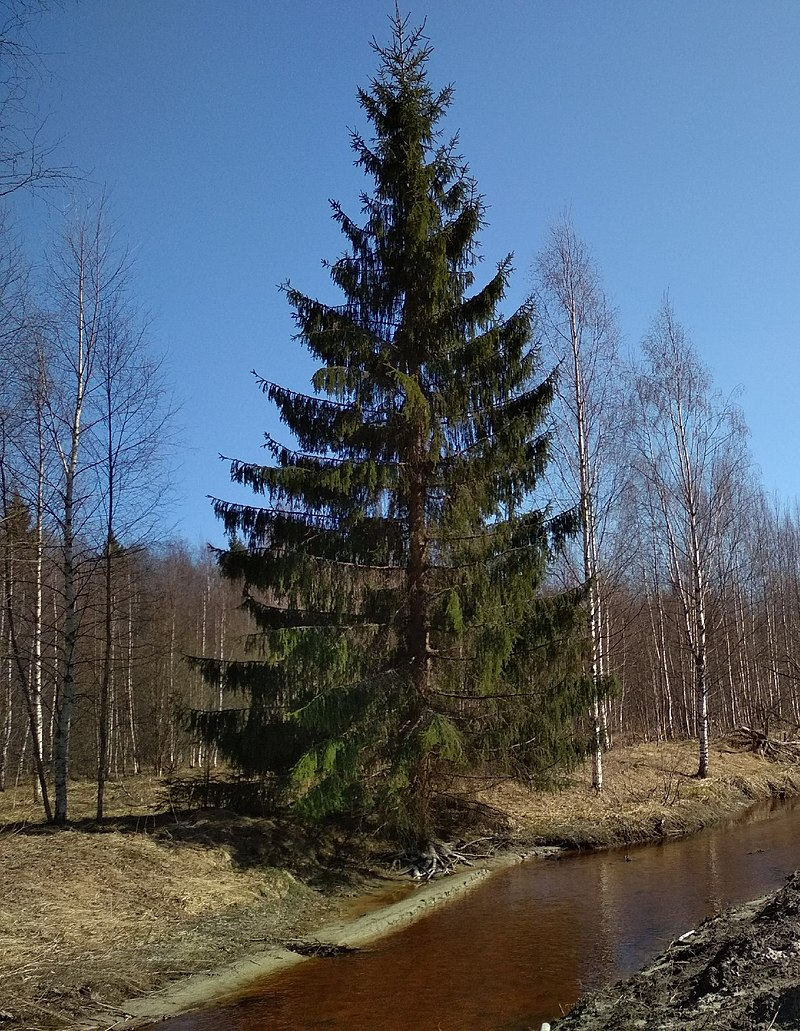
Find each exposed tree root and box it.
[731,726,800,763]
[395,836,502,881]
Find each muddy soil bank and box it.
[555,871,800,1031]
[1,740,798,1030]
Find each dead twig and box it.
[284,939,360,957]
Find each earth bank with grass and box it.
[2,740,799,1031]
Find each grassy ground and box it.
[1,739,798,1031]
[0,776,375,1031]
[478,738,800,848]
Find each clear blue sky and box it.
[13,0,800,545]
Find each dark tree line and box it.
[0,531,245,802]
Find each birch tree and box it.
[629,300,750,777]
[93,302,173,819]
[0,209,54,812]
[0,0,73,196]
[534,219,622,789]
[44,198,128,824]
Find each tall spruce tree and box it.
[199,14,593,840]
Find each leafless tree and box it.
[0,208,55,814]
[42,197,129,823]
[627,299,751,777]
[534,219,624,789]
[0,1,75,196]
[0,0,75,195]
[92,290,175,819]
[35,195,178,822]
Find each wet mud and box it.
[556,871,800,1031]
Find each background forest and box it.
[2,2,800,831]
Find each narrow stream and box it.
[157,799,800,1030]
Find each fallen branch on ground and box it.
[730,726,800,763]
[284,939,360,957]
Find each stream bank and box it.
[105,856,525,1029]
[555,871,800,1031]
[139,787,800,1031]
[1,740,798,1030]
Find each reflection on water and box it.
[155,798,800,1031]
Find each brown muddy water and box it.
[154,799,800,1030]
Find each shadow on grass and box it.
[0,775,385,891]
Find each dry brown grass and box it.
[478,738,800,848]
[0,740,798,1030]
[0,776,341,1031]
